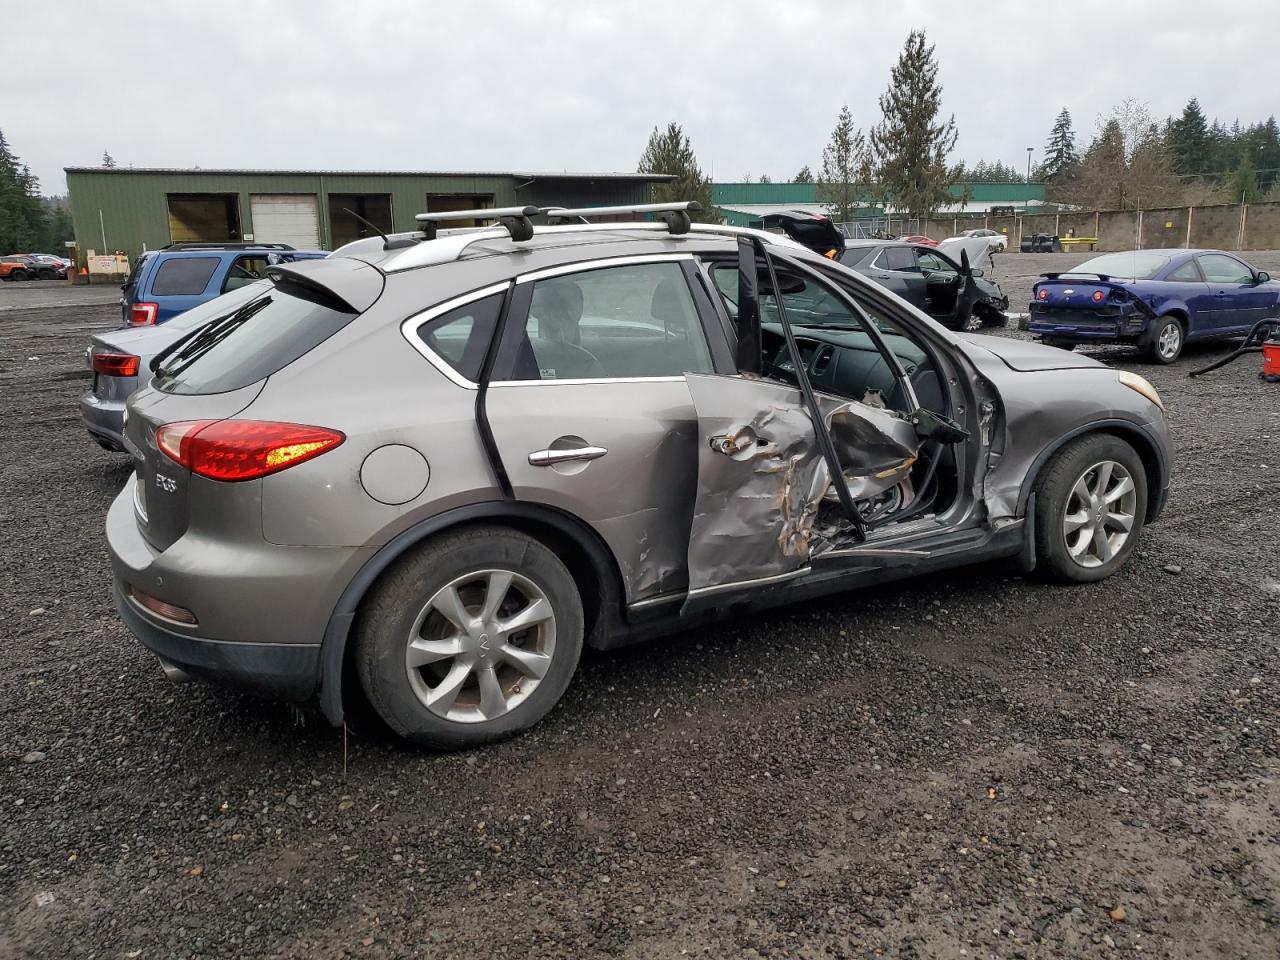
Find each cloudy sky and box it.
[3,0,1272,196]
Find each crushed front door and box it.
[682,372,922,609]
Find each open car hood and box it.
[761,212,845,257]
[961,334,1106,372]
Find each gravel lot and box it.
[2,263,1278,959]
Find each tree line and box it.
[1037,99,1280,210]
[0,129,74,256]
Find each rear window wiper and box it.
[151,296,272,379]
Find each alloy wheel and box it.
[404,569,557,723]
[1061,460,1138,568]
[1157,321,1182,361]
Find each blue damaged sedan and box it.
[1028,249,1280,363]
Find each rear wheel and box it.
[1033,434,1147,583]
[355,526,584,750]
[10,269,30,282]
[1146,317,1183,364]
[36,269,56,280]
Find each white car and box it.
[950,228,1008,253]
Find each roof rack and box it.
[415,206,539,241]
[162,241,296,251]
[542,201,702,235]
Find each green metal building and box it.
[64,167,673,261]
[712,181,1048,226]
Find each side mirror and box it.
[971,268,985,278]
[1257,271,1270,283]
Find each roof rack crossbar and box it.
[415,206,539,241]
[542,201,702,235]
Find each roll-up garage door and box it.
[249,194,321,249]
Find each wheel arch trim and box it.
[316,500,625,726]
[1015,418,1169,525]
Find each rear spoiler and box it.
[265,257,385,313]
[1041,272,1113,281]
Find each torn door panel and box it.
[683,373,922,599]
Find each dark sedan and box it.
[838,240,1010,331]
[1028,249,1280,363]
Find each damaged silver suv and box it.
[107,202,1172,749]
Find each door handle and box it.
[528,445,608,466]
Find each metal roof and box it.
[63,166,675,181]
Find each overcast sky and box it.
[3,0,1272,196]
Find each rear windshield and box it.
[153,279,358,395]
[151,256,220,296]
[1069,252,1169,280]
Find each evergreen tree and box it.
[792,165,814,184]
[102,151,117,168]
[0,130,47,253]
[637,122,718,222]
[816,105,871,222]
[758,174,772,183]
[1229,152,1261,202]
[1042,107,1078,180]
[870,30,960,218]
[1166,99,1209,175]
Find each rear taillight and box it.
[1037,288,1049,301]
[92,352,140,377]
[130,302,158,326]
[156,419,345,482]
[1092,290,1106,302]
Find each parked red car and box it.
[898,234,939,247]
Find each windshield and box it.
[154,279,358,395]
[1070,252,1169,280]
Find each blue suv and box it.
[120,243,327,327]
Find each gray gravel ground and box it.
[2,270,1278,959]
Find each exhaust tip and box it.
[156,656,194,684]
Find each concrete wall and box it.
[918,202,1280,251]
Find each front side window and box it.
[507,262,713,381]
[222,255,271,292]
[916,252,957,276]
[416,293,504,383]
[1197,253,1253,284]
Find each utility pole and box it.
[1026,147,1034,183]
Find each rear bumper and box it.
[1027,307,1148,343]
[78,389,126,451]
[114,583,320,699]
[106,477,371,699]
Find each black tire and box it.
[36,269,56,281]
[10,269,30,282]
[355,525,584,750]
[959,310,983,332]
[1033,434,1148,584]
[1145,316,1184,364]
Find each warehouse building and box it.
[712,181,1048,226]
[64,167,674,261]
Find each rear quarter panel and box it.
[246,298,501,548]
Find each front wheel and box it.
[1033,434,1147,583]
[355,526,584,750]
[1146,317,1183,364]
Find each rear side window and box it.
[155,280,358,395]
[1166,260,1203,282]
[150,257,220,296]
[415,293,504,383]
[876,247,918,272]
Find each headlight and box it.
[1118,371,1164,411]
